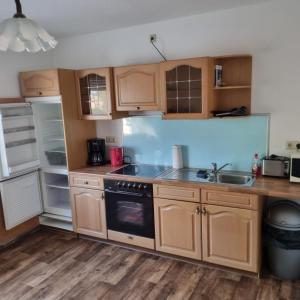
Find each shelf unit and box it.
[212,55,252,116]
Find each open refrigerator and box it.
[0,99,73,232]
[28,96,72,230]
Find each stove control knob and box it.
[116,181,121,187]
[138,184,143,190]
[132,183,136,190]
[143,185,148,190]
[127,183,132,189]
[121,182,126,188]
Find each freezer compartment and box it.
[41,172,71,218]
[0,171,42,230]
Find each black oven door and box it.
[105,190,154,238]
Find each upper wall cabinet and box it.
[20,69,60,97]
[75,68,124,120]
[114,64,160,111]
[212,55,252,116]
[160,57,214,120]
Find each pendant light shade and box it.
[0,0,57,53]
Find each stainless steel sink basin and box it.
[210,173,255,186]
[158,168,255,187]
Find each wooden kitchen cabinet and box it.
[75,68,125,120]
[160,57,214,119]
[71,187,107,239]
[201,204,261,273]
[154,197,202,260]
[20,69,60,97]
[114,63,160,111]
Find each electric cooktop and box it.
[109,164,170,178]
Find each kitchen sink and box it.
[210,173,255,186]
[158,168,255,187]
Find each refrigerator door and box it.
[0,171,42,230]
[0,104,40,180]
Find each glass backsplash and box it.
[122,115,269,172]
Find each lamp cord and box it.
[150,40,167,62]
[14,0,26,18]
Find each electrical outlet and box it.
[106,136,116,144]
[149,34,157,43]
[286,140,300,150]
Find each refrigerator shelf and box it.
[47,183,69,190]
[2,114,34,121]
[42,167,68,175]
[4,126,35,134]
[6,138,36,148]
[45,119,63,122]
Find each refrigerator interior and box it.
[1,105,39,177]
[41,171,71,218]
[32,102,67,171]
[30,100,73,229]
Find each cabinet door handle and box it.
[101,193,105,200]
[136,106,140,110]
[84,181,89,184]
[202,207,207,215]
[195,206,201,215]
[128,236,133,240]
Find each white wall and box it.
[0,52,53,97]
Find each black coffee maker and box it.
[87,138,106,166]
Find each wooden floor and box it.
[0,229,299,300]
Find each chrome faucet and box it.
[210,162,232,180]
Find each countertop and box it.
[70,165,300,200]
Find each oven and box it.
[104,179,155,248]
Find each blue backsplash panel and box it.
[123,115,269,172]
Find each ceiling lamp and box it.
[0,0,57,53]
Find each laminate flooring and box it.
[0,228,299,300]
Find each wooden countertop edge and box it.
[69,167,300,200]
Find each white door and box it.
[0,171,42,230]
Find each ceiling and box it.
[0,0,270,38]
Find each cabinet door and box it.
[114,64,160,111]
[160,57,212,119]
[75,68,114,120]
[202,204,260,272]
[71,187,107,239]
[154,198,201,259]
[20,70,60,97]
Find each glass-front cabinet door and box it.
[160,57,212,119]
[75,68,114,120]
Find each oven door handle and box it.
[104,189,149,198]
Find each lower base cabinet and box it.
[70,187,107,239]
[201,204,260,273]
[154,197,202,260]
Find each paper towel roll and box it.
[172,145,183,169]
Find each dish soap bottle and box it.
[252,153,261,176]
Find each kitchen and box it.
[0,0,300,299]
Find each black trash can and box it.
[265,200,300,280]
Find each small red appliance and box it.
[110,147,123,167]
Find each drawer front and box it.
[201,190,258,210]
[154,184,200,202]
[69,174,103,190]
[107,230,155,250]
